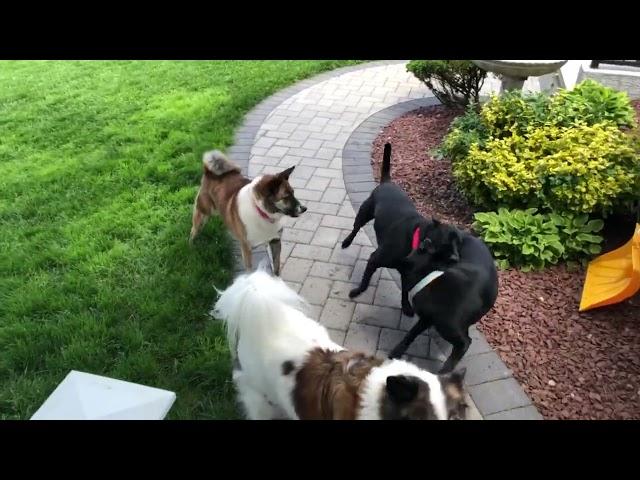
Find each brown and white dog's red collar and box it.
[255,202,276,224]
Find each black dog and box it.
[342,142,461,317]
[389,222,499,373]
[342,142,498,373]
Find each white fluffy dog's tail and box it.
[212,269,308,360]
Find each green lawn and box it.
[0,60,360,419]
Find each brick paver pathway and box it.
[223,61,542,420]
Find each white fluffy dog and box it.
[213,269,468,420]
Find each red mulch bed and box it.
[371,103,640,420]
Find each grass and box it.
[0,60,361,419]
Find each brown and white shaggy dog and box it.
[213,269,468,420]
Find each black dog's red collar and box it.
[255,203,276,224]
[412,227,420,250]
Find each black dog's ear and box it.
[278,166,295,180]
[431,218,441,228]
[386,376,419,403]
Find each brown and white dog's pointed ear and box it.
[278,166,295,180]
[386,375,419,403]
[441,367,468,419]
[441,367,466,400]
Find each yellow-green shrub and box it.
[453,122,640,215]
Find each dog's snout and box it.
[299,205,307,214]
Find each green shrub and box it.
[453,122,640,216]
[407,60,487,109]
[548,212,604,260]
[438,104,489,161]
[473,208,604,271]
[551,79,637,129]
[477,80,636,138]
[481,90,552,138]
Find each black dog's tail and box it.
[380,143,392,183]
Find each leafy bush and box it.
[407,60,487,109]
[454,122,640,216]
[473,208,604,271]
[551,79,637,129]
[549,212,605,260]
[478,80,636,138]
[481,90,551,138]
[438,105,489,161]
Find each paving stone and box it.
[319,298,355,330]
[305,177,332,191]
[465,333,496,357]
[299,276,333,306]
[281,225,313,243]
[344,324,381,355]
[280,258,313,283]
[326,328,347,346]
[321,215,354,230]
[458,351,512,386]
[329,177,345,188]
[290,244,332,262]
[314,168,342,179]
[310,227,342,248]
[484,406,543,421]
[305,304,323,321]
[469,378,533,416]
[353,304,401,329]
[373,279,401,308]
[266,146,289,158]
[295,189,323,202]
[337,203,356,218]
[304,201,340,215]
[292,212,322,232]
[290,165,316,180]
[300,158,331,168]
[309,262,353,281]
[330,244,361,266]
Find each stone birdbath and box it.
[472,60,568,92]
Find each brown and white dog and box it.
[190,150,306,275]
[213,269,469,420]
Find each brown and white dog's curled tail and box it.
[380,143,392,183]
[202,150,241,176]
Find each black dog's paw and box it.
[341,237,353,249]
[402,303,415,317]
[348,287,363,299]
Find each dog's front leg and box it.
[268,238,282,276]
[349,251,380,298]
[389,317,430,359]
[240,241,253,271]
